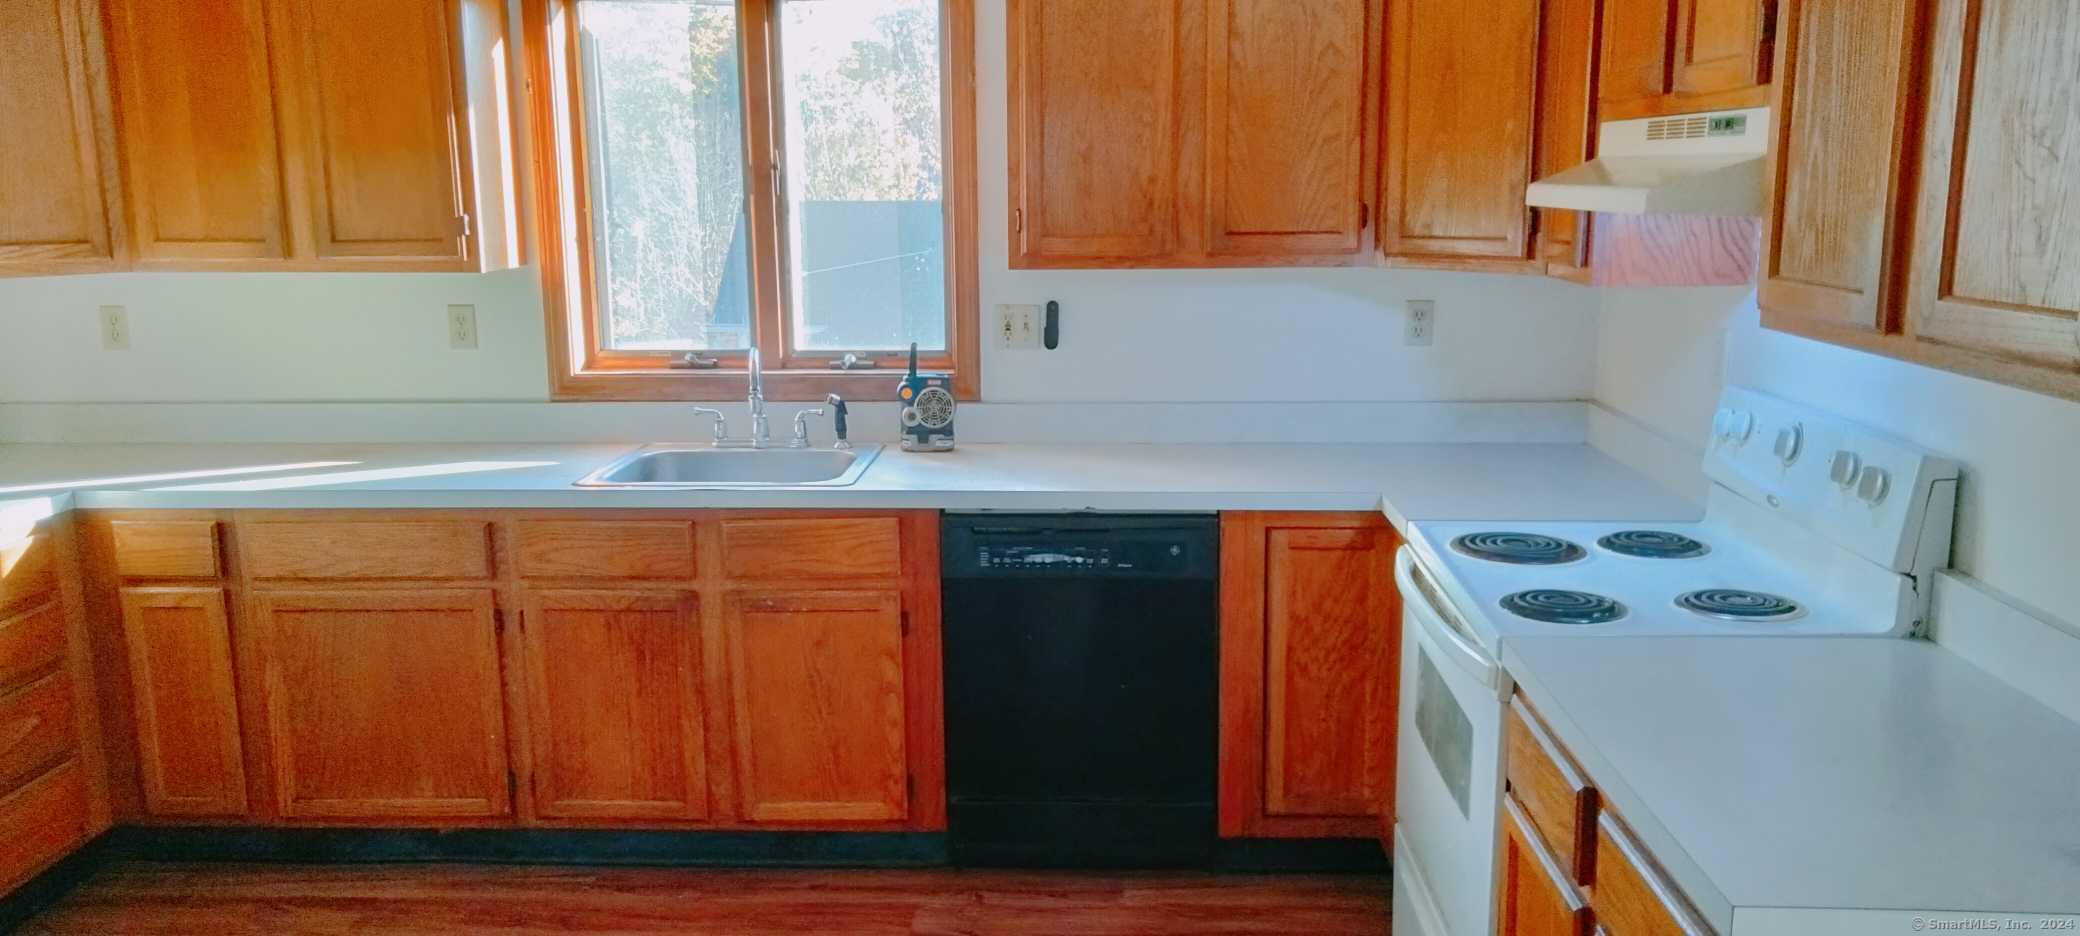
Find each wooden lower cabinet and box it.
[249,589,511,821]
[117,587,247,817]
[1218,512,1400,838]
[1499,796,1594,936]
[724,590,910,824]
[518,590,707,821]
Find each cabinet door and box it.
[252,589,509,820]
[723,591,908,824]
[1007,0,1184,266]
[520,590,707,821]
[1380,0,1539,264]
[104,0,288,264]
[1205,0,1374,258]
[1901,0,2080,393]
[1758,0,1919,336]
[1498,797,1594,936]
[1671,0,1774,96]
[119,588,247,818]
[1536,0,1603,281]
[1218,513,1398,838]
[273,0,474,266]
[1598,0,1674,118]
[0,0,116,271]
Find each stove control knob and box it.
[1856,466,1891,506]
[1829,450,1862,489]
[1772,423,1804,466]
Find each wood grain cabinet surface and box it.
[1600,0,1776,121]
[1218,512,1399,839]
[117,587,247,818]
[1498,796,1594,936]
[0,0,120,275]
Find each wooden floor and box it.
[21,863,1389,935]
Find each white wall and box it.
[1596,287,2080,625]
[0,0,1599,405]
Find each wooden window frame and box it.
[524,0,979,402]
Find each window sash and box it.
[531,0,975,400]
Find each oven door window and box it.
[1415,649,1475,817]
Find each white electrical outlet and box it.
[447,304,479,350]
[1405,299,1436,347]
[997,304,1041,349]
[99,305,130,350]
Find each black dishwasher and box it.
[941,514,1218,867]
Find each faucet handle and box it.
[689,407,726,445]
[790,408,827,448]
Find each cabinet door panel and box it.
[1905,0,2080,385]
[253,589,508,819]
[1672,0,1773,95]
[1381,0,1539,261]
[276,0,472,264]
[521,591,706,821]
[1536,0,1602,279]
[1206,0,1372,256]
[0,0,115,268]
[1008,0,1183,264]
[1497,797,1593,936]
[105,0,287,263]
[1759,0,1917,334]
[1599,0,1674,114]
[119,588,247,817]
[724,591,907,824]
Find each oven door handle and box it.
[1395,546,1500,689]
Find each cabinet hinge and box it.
[1014,207,1024,233]
[1360,202,1369,230]
[900,609,910,635]
[506,770,518,804]
[493,610,505,635]
[453,214,473,238]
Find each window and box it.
[529,0,977,400]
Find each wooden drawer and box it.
[0,602,68,693]
[243,520,494,581]
[1592,810,1713,935]
[0,532,57,617]
[111,519,224,579]
[0,759,89,893]
[0,672,77,796]
[1499,793,1593,936]
[1507,696,1597,882]
[719,518,902,581]
[514,520,697,581]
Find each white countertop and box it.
[1503,636,2080,930]
[0,441,1698,529]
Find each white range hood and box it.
[1526,107,1770,215]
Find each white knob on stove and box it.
[1855,466,1891,505]
[1829,450,1862,489]
[1772,423,1804,466]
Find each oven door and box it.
[1392,546,1507,936]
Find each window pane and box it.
[778,0,947,352]
[578,0,753,351]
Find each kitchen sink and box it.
[574,445,883,488]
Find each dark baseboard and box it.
[101,826,950,869]
[1211,837,1392,874]
[0,835,114,935]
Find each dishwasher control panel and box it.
[942,515,1216,579]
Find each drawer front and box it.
[1592,810,1713,935]
[1499,794,1593,936]
[0,673,77,796]
[243,520,494,581]
[1507,696,1596,881]
[112,520,224,579]
[0,603,68,693]
[720,518,902,581]
[514,520,697,581]
[0,533,57,617]
[0,759,89,894]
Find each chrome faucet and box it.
[745,347,770,449]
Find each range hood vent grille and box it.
[1645,115,1711,141]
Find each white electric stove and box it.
[1390,386,1961,936]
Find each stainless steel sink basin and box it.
[575,445,883,488]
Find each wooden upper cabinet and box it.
[1758,0,1919,336]
[1007,0,1184,266]
[724,591,910,825]
[1380,0,1540,266]
[1601,0,1775,120]
[251,589,509,820]
[0,0,118,273]
[273,0,475,267]
[104,0,289,265]
[1899,0,2080,396]
[1535,0,1602,280]
[1205,0,1377,258]
[1218,512,1399,839]
[519,591,708,821]
[118,587,248,818]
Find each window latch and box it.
[826,353,880,370]
[671,352,721,370]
